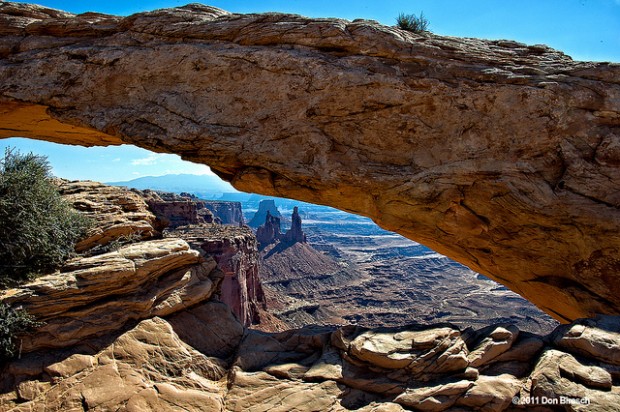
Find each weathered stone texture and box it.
[58,180,157,252]
[165,224,266,326]
[5,312,620,411]
[0,3,618,321]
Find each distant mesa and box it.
[202,200,245,226]
[249,199,282,228]
[142,190,214,230]
[256,205,307,250]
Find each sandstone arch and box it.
[1,3,619,322]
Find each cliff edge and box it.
[0,180,619,410]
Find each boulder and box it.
[456,374,522,411]
[467,324,520,367]
[528,349,619,411]
[347,327,469,377]
[552,315,620,365]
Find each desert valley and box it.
[1,1,619,411]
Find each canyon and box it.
[253,199,558,335]
[0,3,619,322]
[0,2,619,410]
[0,180,617,411]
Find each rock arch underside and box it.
[0,3,619,323]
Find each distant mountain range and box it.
[106,174,238,197]
[105,173,324,206]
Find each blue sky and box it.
[1,0,619,182]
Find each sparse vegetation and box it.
[396,12,429,33]
[0,302,41,363]
[0,148,91,286]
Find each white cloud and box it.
[130,153,164,166]
[112,157,121,162]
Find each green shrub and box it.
[0,302,41,362]
[0,148,91,285]
[396,12,429,33]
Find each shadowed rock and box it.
[256,211,282,249]
[0,3,619,321]
[249,200,282,228]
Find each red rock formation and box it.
[249,200,282,228]
[202,201,245,226]
[282,206,307,246]
[256,206,307,249]
[0,179,619,410]
[140,190,212,229]
[256,211,282,249]
[165,225,266,326]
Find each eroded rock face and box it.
[4,315,234,412]
[0,3,619,321]
[202,201,245,226]
[0,180,231,354]
[143,190,210,229]
[256,211,282,249]
[0,238,220,353]
[4,312,620,411]
[282,206,307,245]
[58,180,157,252]
[249,200,282,228]
[165,224,266,326]
[256,206,307,249]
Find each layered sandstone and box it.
[141,190,214,229]
[256,205,308,249]
[136,186,266,326]
[282,206,307,245]
[256,211,282,249]
[202,201,245,226]
[0,3,619,321]
[165,224,266,326]
[58,180,157,252]
[0,238,220,353]
[0,181,228,354]
[3,307,620,411]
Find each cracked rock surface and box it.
[0,176,618,410]
[1,3,618,321]
[3,311,620,411]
